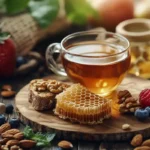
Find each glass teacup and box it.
[46,31,130,96]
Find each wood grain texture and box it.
[15,74,150,141]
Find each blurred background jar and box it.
[116,18,150,79]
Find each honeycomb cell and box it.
[55,84,111,124]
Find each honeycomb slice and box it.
[55,84,111,124]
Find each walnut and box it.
[37,86,47,92]
[32,80,47,92]
[47,80,69,94]
[49,87,63,94]
[117,90,132,104]
[30,79,70,95]
[61,84,70,90]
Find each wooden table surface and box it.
[0,73,134,150]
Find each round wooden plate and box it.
[15,74,150,141]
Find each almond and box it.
[6,140,19,147]
[0,138,9,145]
[1,133,14,139]
[19,140,36,148]
[131,134,143,147]
[0,123,11,135]
[1,145,8,149]
[142,139,150,147]
[3,129,20,135]
[14,132,24,140]
[10,145,20,150]
[2,85,12,91]
[0,139,4,144]
[58,140,73,149]
[1,91,16,98]
[134,146,150,150]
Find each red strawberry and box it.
[139,89,150,108]
[0,32,16,77]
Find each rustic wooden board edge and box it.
[17,110,150,141]
[15,75,150,141]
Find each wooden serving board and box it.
[15,74,150,141]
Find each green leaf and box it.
[23,126,34,138]
[0,32,10,44]
[46,133,55,142]
[28,0,59,28]
[23,126,56,148]
[0,32,10,40]
[65,0,98,25]
[5,0,29,15]
[36,142,47,147]
[0,0,6,14]
[32,132,55,147]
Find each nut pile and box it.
[131,134,150,150]
[0,123,36,150]
[30,79,70,94]
[117,90,141,114]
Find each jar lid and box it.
[116,19,150,42]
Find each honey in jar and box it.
[116,18,150,79]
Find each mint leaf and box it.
[23,126,55,148]
[65,0,98,25]
[28,0,59,28]
[32,132,55,147]
[23,126,34,138]
[5,0,29,15]
[46,133,55,142]
[36,142,47,147]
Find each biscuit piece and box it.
[29,79,69,111]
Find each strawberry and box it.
[0,32,16,77]
[139,89,150,108]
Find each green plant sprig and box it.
[0,0,98,28]
[23,126,56,148]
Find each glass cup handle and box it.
[45,43,67,76]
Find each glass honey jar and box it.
[116,19,150,79]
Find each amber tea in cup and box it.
[46,31,130,96]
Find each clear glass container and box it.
[116,18,150,78]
